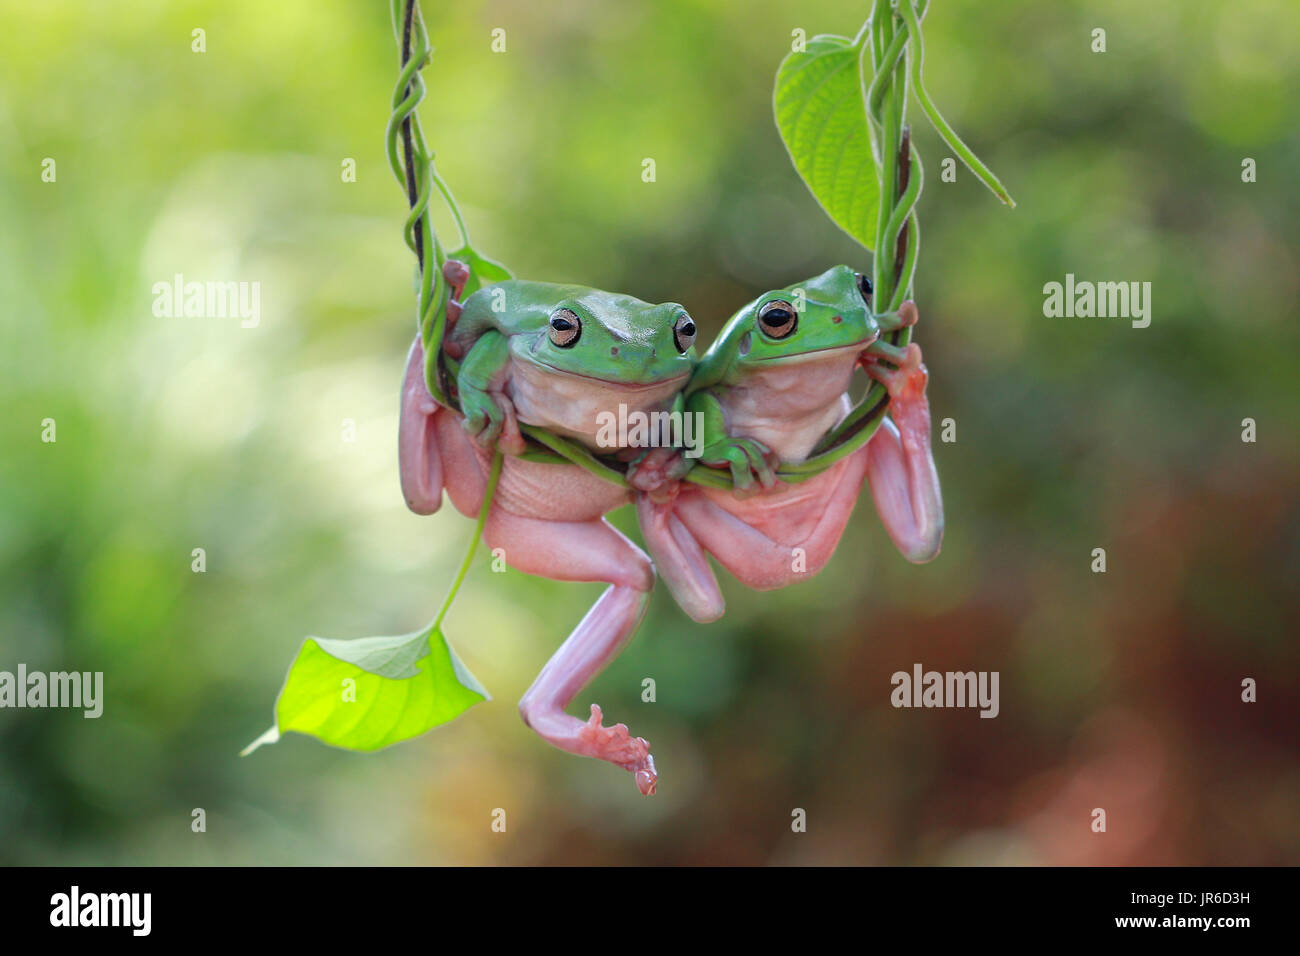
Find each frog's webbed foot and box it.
[862,339,926,403]
[703,437,779,495]
[517,580,659,795]
[578,705,657,795]
[863,341,931,446]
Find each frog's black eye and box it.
[548,308,581,348]
[856,272,873,305]
[673,313,696,353]
[757,299,797,339]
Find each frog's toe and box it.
[495,397,526,455]
[728,461,755,493]
[442,258,470,289]
[635,754,658,796]
[897,300,919,329]
[465,416,501,450]
[752,453,779,490]
[736,440,777,490]
[666,452,694,481]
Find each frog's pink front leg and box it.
[496,512,659,794]
[863,342,944,563]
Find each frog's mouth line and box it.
[754,338,879,362]
[531,363,691,390]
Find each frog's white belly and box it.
[718,346,861,462]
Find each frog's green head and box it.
[515,284,697,387]
[702,264,879,377]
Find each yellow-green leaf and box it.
[243,623,488,754]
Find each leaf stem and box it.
[431,165,471,249]
[432,449,504,630]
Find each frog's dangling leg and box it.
[636,493,725,623]
[500,513,659,794]
[399,336,444,514]
[861,336,944,563]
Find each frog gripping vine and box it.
[247,0,1011,796]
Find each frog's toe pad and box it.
[580,704,658,795]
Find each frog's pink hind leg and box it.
[863,343,944,563]
[636,493,725,623]
[399,336,443,514]
[495,512,659,794]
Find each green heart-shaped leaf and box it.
[243,622,489,754]
[774,34,879,252]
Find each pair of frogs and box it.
[398,262,943,795]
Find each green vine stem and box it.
[432,450,504,630]
[387,0,471,408]
[385,1,502,631]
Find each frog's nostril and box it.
[832,314,842,324]
[610,346,619,357]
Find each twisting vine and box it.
[386,0,505,637]
[386,0,460,408]
[380,0,1010,490]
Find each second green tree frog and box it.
[637,264,944,623]
[400,263,698,794]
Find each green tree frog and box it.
[399,263,698,794]
[637,264,943,623]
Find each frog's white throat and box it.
[723,344,865,463]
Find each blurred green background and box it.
[1,0,1297,865]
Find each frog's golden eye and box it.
[757,299,797,339]
[548,308,581,348]
[673,313,696,353]
[856,272,873,305]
